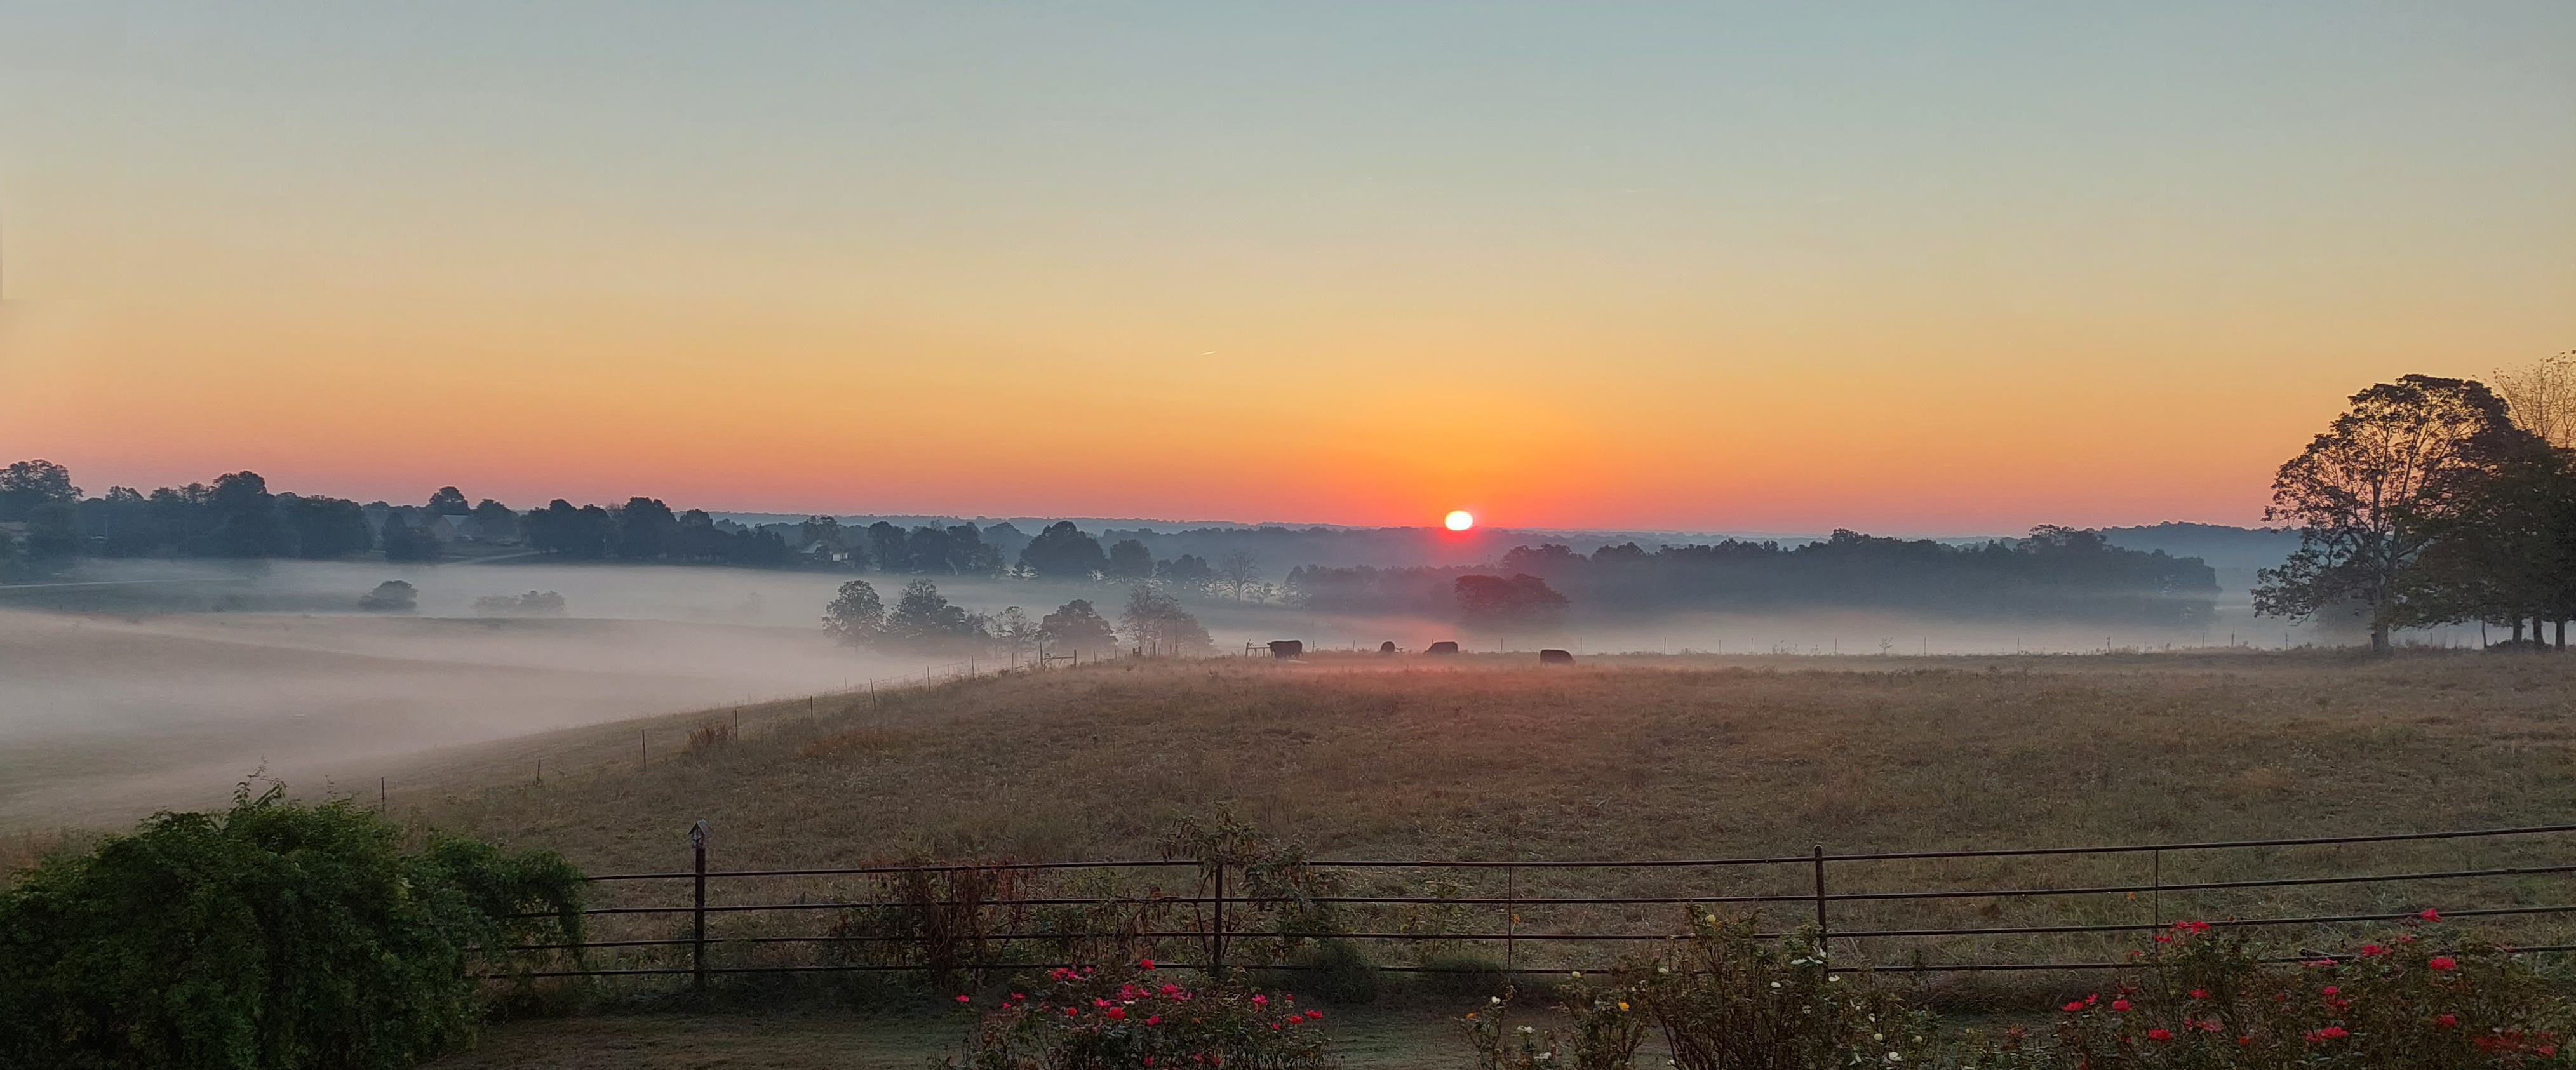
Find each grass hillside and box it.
[374,650,2576,988]
[413,650,2576,870]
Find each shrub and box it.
[2037,916,2576,1069]
[1461,980,1648,1070]
[0,784,583,1070]
[685,718,738,753]
[1633,913,1937,1070]
[1288,939,1379,1006]
[939,963,1334,1070]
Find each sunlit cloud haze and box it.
[1,3,2568,533]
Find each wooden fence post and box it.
[691,820,709,994]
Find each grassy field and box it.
[175,649,2576,1066]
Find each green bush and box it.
[1256,938,1379,1007]
[0,784,584,1070]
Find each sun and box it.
[1444,510,1475,532]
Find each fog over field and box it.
[0,546,2492,832]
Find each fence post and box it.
[1811,845,1829,968]
[690,820,709,994]
[1505,865,1517,977]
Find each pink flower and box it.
[1306,1009,1323,1020]
[1251,994,1268,1006]
[2112,999,2131,1012]
[1148,1015,1162,1026]
[2321,986,2338,996]
[1270,1022,1281,1031]
[2429,956,2458,971]
[2063,1001,2086,1013]
[1065,1006,1080,1017]
[2189,989,2208,1000]
[956,994,972,1003]
[2420,908,2441,922]
[2437,1014,2459,1027]
[1107,1007,1127,1020]
[1141,958,1157,970]
[2304,1025,2349,1043]
[2148,1028,2174,1042]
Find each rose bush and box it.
[939,961,1336,1070]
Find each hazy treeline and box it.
[1289,526,2220,626]
[821,577,1213,659]
[2253,356,2576,651]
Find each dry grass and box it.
[370,648,2576,994]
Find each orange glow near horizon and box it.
[1445,511,1476,532]
[0,6,2567,535]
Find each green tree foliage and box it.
[822,580,886,645]
[1121,585,1212,656]
[1020,521,1109,578]
[2254,376,2540,651]
[1106,538,1155,580]
[1040,598,1117,655]
[0,784,582,1070]
[0,459,79,522]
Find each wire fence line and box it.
[497,822,2576,989]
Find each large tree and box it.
[822,580,885,646]
[1038,598,1116,656]
[0,460,79,522]
[2253,375,2541,651]
[1121,585,1212,656]
[1019,521,1109,578]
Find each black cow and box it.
[1539,648,1574,664]
[1426,641,1461,655]
[1269,640,1304,659]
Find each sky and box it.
[0,2,2568,535]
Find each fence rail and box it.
[509,822,2576,987]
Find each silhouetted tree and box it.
[380,512,441,562]
[883,579,989,650]
[1121,585,1212,656]
[1106,538,1155,580]
[1215,551,1261,601]
[1455,573,1569,629]
[425,486,470,515]
[1157,553,1213,586]
[2254,376,2541,652]
[822,580,885,645]
[1039,598,1115,655]
[201,472,290,557]
[616,497,676,560]
[868,521,909,573]
[0,460,79,522]
[471,499,519,544]
[946,524,1005,575]
[1020,521,1109,578]
[285,495,372,559]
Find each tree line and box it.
[1288,525,2220,627]
[820,578,1213,659]
[2253,354,2576,652]
[0,465,1258,589]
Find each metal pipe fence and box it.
[506,822,2576,987]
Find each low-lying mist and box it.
[0,556,2483,832]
